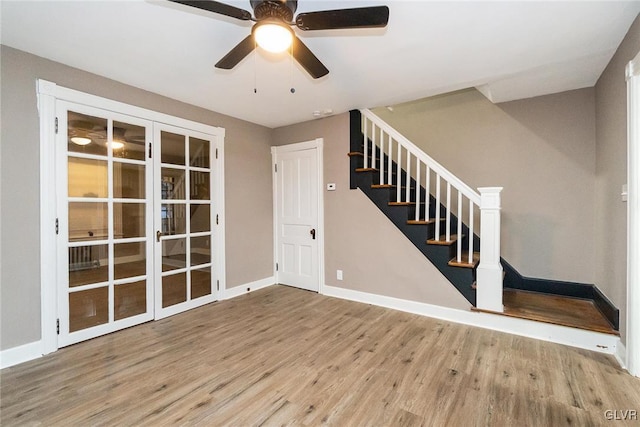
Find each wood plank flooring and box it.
[2,285,639,426]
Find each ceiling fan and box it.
[169,0,389,79]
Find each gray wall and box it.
[272,114,470,310]
[595,14,640,344]
[373,88,597,285]
[0,46,274,350]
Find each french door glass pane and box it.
[68,158,108,198]
[114,203,145,239]
[190,137,210,168]
[162,273,187,307]
[68,112,107,156]
[68,244,108,287]
[190,205,210,233]
[161,131,185,165]
[114,242,146,279]
[190,171,210,200]
[162,238,186,272]
[68,202,108,241]
[69,287,109,332]
[113,121,146,161]
[113,163,145,199]
[161,168,185,200]
[190,236,210,266]
[191,267,211,299]
[161,204,186,235]
[114,281,147,320]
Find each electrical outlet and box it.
[337,270,343,280]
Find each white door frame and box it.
[37,80,225,355]
[626,51,640,377]
[271,139,325,293]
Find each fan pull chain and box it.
[290,41,295,94]
[253,39,258,94]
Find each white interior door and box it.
[56,101,154,346]
[154,123,219,318]
[273,142,321,292]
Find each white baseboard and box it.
[322,285,620,356]
[0,340,43,370]
[224,276,275,300]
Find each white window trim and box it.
[37,79,226,355]
[627,52,640,377]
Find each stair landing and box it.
[473,289,618,335]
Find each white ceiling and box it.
[2,1,639,128]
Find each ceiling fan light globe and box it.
[254,22,293,53]
[70,136,92,146]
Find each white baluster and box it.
[435,175,441,240]
[387,135,392,186]
[425,166,430,219]
[372,123,376,171]
[445,182,451,241]
[457,191,462,262]
[476,187,504,312]
[379,127,384,185]
[405,152,411,203]
[415,161,421,221]
[469,203,474,264]
[363,117,368,169]
[396,144,402,203]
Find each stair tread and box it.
[388,201,414,206]
[347,151,364,157]
[472,289,619,335]
[355,167,378,172]
[427,234,464,245]
[448,252,480,268]
[406,218,445,225]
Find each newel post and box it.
[476,187,504,312]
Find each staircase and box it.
[348,109,619,335]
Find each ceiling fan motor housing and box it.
[251,0,297,22]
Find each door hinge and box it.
[216,148,218,159]
[216,214,219,225]
[148,143,152,158]
[275,164,277,173]
[217,280,220,291]
[55,117,59,134]
[56,319,60,335]
[55,218,59,235]
[276,262,278,271]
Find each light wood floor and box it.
[2,285,639,426]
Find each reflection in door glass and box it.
[162,273,187,307]
[68,202,108,241]
[68,112,108,156]
[190,205,210,233]
[189,137,209,168]
[161,204,186,235]
[113,163,145,199]
[68,244,109,287]
[161,131,185,165]
[114,280,147,320]
[68,158,108,198]
[191,267,211,299]
[69,287,109,332]
[113,121,146,161]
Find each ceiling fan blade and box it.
[295,6,389,31]
[215,35,255,69]
[169,0,252,21]
[292,36,329,79]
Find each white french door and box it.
[154,123,218,318]
[273,140,323,292]
[56,101,154,346]
[55,101,221,346]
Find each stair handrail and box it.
[359,108,504,312]
[361,109,481,206]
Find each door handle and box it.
[156,230,163,242]
[310,228,316,240]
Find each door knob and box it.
[156,230,163,242]
[310,228,316,240]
